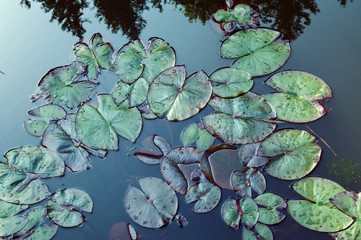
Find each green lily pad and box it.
[255,193,287,225]
[288,177,353,232]
[221,28,290,77]
[14,207,47,238]
[231,168,266,197]
[112,78,148,107]
[209,67,253,98]
[31,62,97,109]
[181,123,215,152]
[47,188,93,228]
[185,182,221,213]
[213,4,259,30]
[0,163,50,204]
[23,224,58,240]
[202,93,276,144]
[114,38,175,84]
[0,200,29,237]
[74,33,114,80]
[4,146,65,178]
[243,223,273,240]
[76,94,142,150]
[240,143,269,167]
[147,66,212,121]
[264,70,332,123]
[258,129,321,180]
[221,197,259,229]
[0,201,28,218]
[124,177,178,228]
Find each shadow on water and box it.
[20,0,354,41]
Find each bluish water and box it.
[0,0,360,239]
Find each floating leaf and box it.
[76,95,142,150]
[209,67,253,98]
[135,136,170,165]
[258,129,321,180]
[255,193,287,225]
[14,207,47,238]
[148,66,212,121]
[114,38,175,84]
[288,177,353,232]
[47,188,93,228]
[0,201,28,218]
[23,224,58,240]
[32,62,97,109]
[112,78,149,107]
[264,70,332,123]
[178,163,202,190]
[138,103,157,120]
[124,177,178,228]
[185,182,221,213]
[221,28,290,77]
[74,33,113,80]
[221,197,259,229]
[4,146,65,178]
[243,223,273,240]
[109,222,137,240]
[0,216,27,237]
[231,168,266,197]
[202,93,276,144]
[181,123,215,152]
[240,143,269,167]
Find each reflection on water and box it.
[20,0,353,41]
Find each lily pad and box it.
[181,123,215,152]
[221,197,259,229]
[74,33,114,80]
[76,94,142,150]
[0,216,27,237]
[114,37,175,84]
[288,177,353,232]
[243,223,273,240]
[231,168,266,197]
[258,129,321,180]
[138,103,157,119]
[254,193,287,225]
[0,201,28,218]
[0,163,50,204]
[31,61,97,109]
[264,70,332,123]
[47,188,93,228]
[112,78,148,107]
[209,67,253,98]
[147,66,212,121]
[202,93,276,144]
[221,28,290,77]
[14,207,47,238]
[124,177,178,228]
[239,143,269,167]
[185,182,221,213]
[4,146,65,178]
[23,224,58,240]
[135,136,171,165]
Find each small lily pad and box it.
[288,177,353,232]
[14,207,47,238]
[243,223,273,240]
[112,78,149,107]
[31,62,97,109]
[147,66,212,121]
[114,38,175,84]
[0,216,27,237]
[264,71,332,123]
[255,193,287,225]
[135,136,171,165]
[124,177,178,228]
[209,67,253,98]
[181,123,215,152]
[74,33,114,80]
[185,182,221,213]
[23,224,58,240]
[258,129,321,180]
[202,93,276,144]
[76,94,142,150]
[0,201,28,218]
[47,188,93,228]
[221,28,290,77]
[239,143,269,167]
[138,103,157,119]
[231,168,266,197]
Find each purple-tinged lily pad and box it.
[185,182,221,213]
[135,136,170,165]
[124,177,178,229]
[239,143,269,167]
[109,222,137,240]
[231,168,266,197]
[138,103,157,120]
[243,223,273,240]
[178,163,202,190]
[255,193,287,225]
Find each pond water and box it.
[0,0,360,239]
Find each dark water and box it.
[0,0,361,239]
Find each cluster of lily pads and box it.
[2,2,358,240]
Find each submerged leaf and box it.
[135,136,170,165]
[109,222,137,240]
[112,78,148,107]
[185,182,221,213]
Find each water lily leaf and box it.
[24,119,49,137]
[221,197,259,229]
[178,163,202,190]
[47,188,93,228]
[109,222,137,240]
[74,33,114,80]
[135,136,170,165]
[181,123,215,152]
[288,177,353,232]
[243,223,273,240]
[112,78,148,107]
[213,4,259,30]
[0,216,27,237]
[185,182,221,213]
[258,129,321,180]
[148,66,212,121]
[138,103,157,119]
[254,193,287,225]
[23,224,58,240]
[240,143,269,167]
[114,38,175,84]
[202,93,276,144]
[4,146,65,178]
[0,201,28,218]
[124,177,178,228]
[14,207,47,238]
[32,62,97,109]
[209,67,253,98]
[0,163,50,204]
[264,70,332,122]
[221,28,290,77]
[231,168,266,197]
[76,94,142,150]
